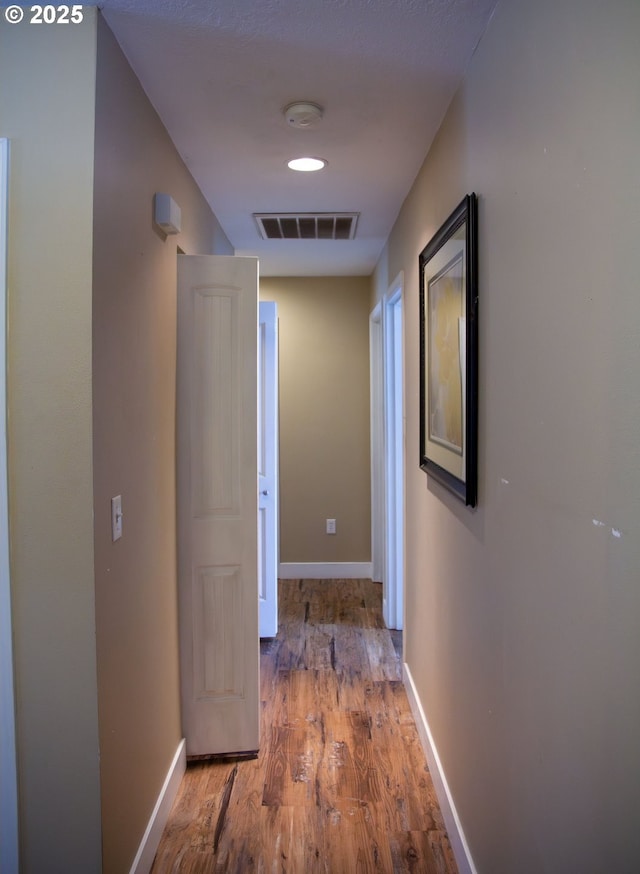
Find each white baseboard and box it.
[403,664,477,874]
[278,562,373,579]
[129,738,186,874]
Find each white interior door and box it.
[383,277,405,631]
[258,301,278,638]
[177,255,259,756]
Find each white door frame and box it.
[0,138,19,874]
[383,273,405,630]
[369,303,384,584]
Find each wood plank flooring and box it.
[150,578,458,874]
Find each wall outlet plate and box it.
[326,518,336,535]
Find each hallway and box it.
[151,578,457,873]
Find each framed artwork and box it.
[419,193,478,506]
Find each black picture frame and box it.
[419,193,478,506]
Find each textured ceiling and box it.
[98,0,497,276]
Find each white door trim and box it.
[383,273,404,630]
[369,303,384,584]
[0,138,19,874]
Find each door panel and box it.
[258,301,278,638]
[177,255,259,756]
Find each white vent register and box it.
[254,212,359,241]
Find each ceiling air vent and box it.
[254,213,359,241]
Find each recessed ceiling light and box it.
[287,157,327,172]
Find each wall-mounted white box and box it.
[154,193,181,235]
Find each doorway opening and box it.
[369,302,384,585]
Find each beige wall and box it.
[374,0,640,870]
[0,12,102,873]
[92,17,219,874]
[260,277,371,564]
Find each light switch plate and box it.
[111,495,123,541]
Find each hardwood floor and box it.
[150,578,458,873]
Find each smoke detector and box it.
[283,101,324,129]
